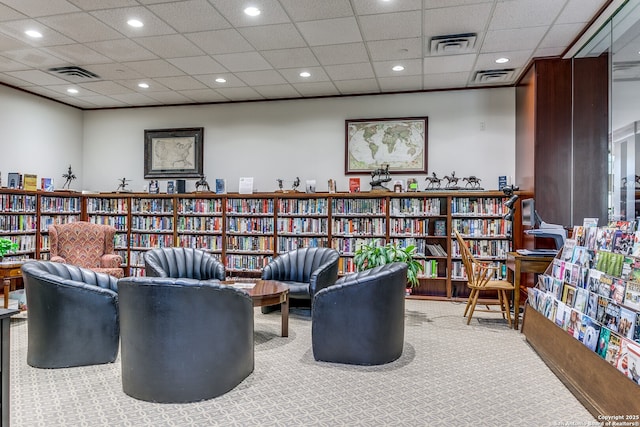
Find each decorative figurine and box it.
[62,165,76,190]
[195,175,210,192]
[425,172,442,190]
[292,177,300,192]
[148,180,159,194]
[116,177,131,192]
[369,164,391,191]
[443,171,460,189]
[276,179,284,192]
[462,176,483,190]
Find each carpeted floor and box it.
[9,300,594,426]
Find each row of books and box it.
[226,198,274,214]
[129,234,174,248]
[389,197,443,216]
[178,198,223,214]
[39,215,80,231]
[0,194,37,212]
[278,198,328,215]
[227,217,274,233]
[331,218,386,236]
[2,173,54,192]
[130,216,174,231]
[88,215,128,230]
[0,214,37,232]
[451,218,510,237]
[177,216,222,233]
[450,239,512,259]
[176,235,222,250]
[225,254,272,271]
[451,260,507,280]
[86,197,128,213]
[331,198,387,214]
[277,237,328,252]
[450,197,508,215]
[276,217,327,234]
[40,196,81,213]
[131,198,174,214]
[331,237,385,255]
[226,235,274,252]
[0,235,35,253]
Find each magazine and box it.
[580,314,601,351]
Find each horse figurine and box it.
[370,164,391,191]
[463,176,483,189]
[443,171,459,189]
[62,165,76,190]
[195,176,210,192]
[425,172,441,190]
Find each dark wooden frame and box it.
[345,117,428,175]
[144,127,204,179]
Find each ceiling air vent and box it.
[472,69,515,84]
[429,33,477,55]
[47,66,100,81]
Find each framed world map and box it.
[345,117,428,175]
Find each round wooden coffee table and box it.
[222,280,289,337]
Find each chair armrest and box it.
[50,256,66,264]
[100,254,122,268]
[309,259,339,296]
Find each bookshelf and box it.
[0,189,516,298]
[0,190,37,260]
[38,192,82,260]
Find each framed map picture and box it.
[345,117,428,174]
[144,127,204,178]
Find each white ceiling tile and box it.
[475,50,532,69]
[235,70,287,86]
[5,69,70,85]
[0,55,29,72]
[279,66,330,84]
[0,19,76,47]
[185,29,254,55]
[207,0,291,27]
[252,84,300,98]
[291,81,340,96]
[39,12,123,43]
[108,92,159,104]
[67,0,139,11]
[115,78,170,92]
[534,47,565,57]
[423,71,471,89]
[212,52,272,72]
[2,49,67,68]
[43,44,113,65]
[333,78,379,94]
[133,34,204,58]
[489,0,564,30]
[424,0,493,7]
[297,17,363,46]
[145,90,193,104]
[213,86,264,100]
[81,63,142,79]
[77,80,131,95]
[148,0,231,33]
[85,39,157,62]
[424,4,493,38]
[325,62,375,81]
[482,27,548,52]
[261,48,319,68]
[539,23,584,49]
[0,33,31,51]
[557,0,608,24]
[0,0,80,17]
[167,56,227,75]
[312,43,368,65]
[154,75,208,90]
[423,54,476,74]
[193,74,247,88]
[359,12,422,41]
[367,38,422,61]
[377,75,423,91]
[278,0,354,21]
[122,59,185,78]
[0,4,26,22]
[24,85,70,97]
[178,89,229,102]
[90,7,177,38]
[373,58,423,77]
[39,83,100,96]
[238,24,306,50]
[352,0,422,15]
[0,72,33,86]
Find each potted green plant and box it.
[0,238,18,261]
[353,241,424,288]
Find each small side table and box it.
[0,261,27,309]
[506,252,554,330]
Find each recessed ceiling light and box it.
[127,19,143,28]
[244,7,261,16]
[138,83,149,89]
[392,65,405,71]
[495,57,509,64]
[67,88,78,94]
[299,71,311,78]
[25,30,42,38]
[215,78,227,83]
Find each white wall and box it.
[82,87,516,193]
[0,85,83,189]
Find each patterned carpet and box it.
[9,300,594,427]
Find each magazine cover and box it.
[605,333,622,366]
[573,288,588,313]
[561,239,576,262]
[624,280,640,311]
[587,269,602,293]
[619,306,636,340]
[617,339,640,385]
[597,327,611,358]
[586,292,598,319]
[585,226,599,251]
[611,278,626,305]
[603,301,621,333]
[566,309,581,338]
[580,314,601,351]
[562,284,577,308]
[555,301,568,329]
[596,296,609,324]
[552,259,565,280]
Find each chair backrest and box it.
[262,247,339,283]
[454,230,496,289]
[49,221,116,268]
[144,247,225,280]
[21,260,118,292]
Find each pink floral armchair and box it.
[48,222,124,278]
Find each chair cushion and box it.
[278,281,309,299]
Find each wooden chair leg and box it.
[466,288,481,325]
[464,288,476,317]
[502,290,512,327]
[497,291,506,319]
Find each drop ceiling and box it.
[0,0,609,109]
